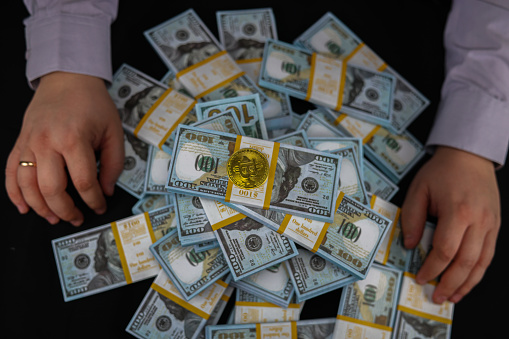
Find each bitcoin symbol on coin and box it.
[227,148,269,189]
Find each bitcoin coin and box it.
[227,148,269,189]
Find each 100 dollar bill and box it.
[293,11,429,133]
[52,205,175,301]
[335,263,402,338]
[259,39,396,128]
[195,94,269,140]
[144,9,268,105]
[166,125,342,223]
[150,228,230,300]
[230,263,295,308]
[126,270,232,339]
[214,216,298,281]
[233,193,391,280]
[285,248,356,302]
[207,317,335,338]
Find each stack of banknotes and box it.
[51,7,456,339]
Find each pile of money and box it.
[51,7,457,339]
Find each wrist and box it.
[434,146,495,170]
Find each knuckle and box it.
[481,209,501,230]
[18,179,33,190]
[476,255,493,271]
[456,256,477,271]
[454,202,472,223]
[73,177,96,193]
[39,182,64,198]
[434,245,456,264]
[57,209,79,222]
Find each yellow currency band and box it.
[334,111,381,144]
[336,315,393,332]
[403,272,438,286]
[211,213,248,231]
[134,88,173,138]
[255,322,298,339]
[263,141,280,210]
[144,212,157,244]
[306,53,346,112]
[397,305,453,325]
[305,53,317,103]
[313,191,345,252]
[331,42,365,112]
[176,50,245,100]
[362,125,381,144]
[255,324,261,339]
[133,87,196,149]
[158,100,196,150]
[277,214,292,234]
[224,136,280,210]
[221,292,231,303]
[277,192,344,252]
[235,301,301,309]
[370,194,401,265]
[110,221,132,284]
[224,135,243,203]
[334,61,347,112]
[151,282,210,320]
[291,321,298,338]
[334,113,347,126]
[110,213,155,285]
[236,57,263,64]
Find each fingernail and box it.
[70,219,83,227]
[105,184,115,196]
[415,275,426,285]
[94,207,106,215]
[434,296,446,304]
[403,234,413,248]
[450,294,462,304]
[47,215,59,225]
[17,204,29,214]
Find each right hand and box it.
[5,71,125,226]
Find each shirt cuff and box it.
[24,12,113,89]
[426,81,509,168]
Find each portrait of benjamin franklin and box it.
[297,321,335,339]
[271,148,316,204]
[118,85,166,130]
[87,229,125,290]
[343,67,367,106]
[160,41,220,71]
[223,31,266,60]
[159,293,202,337]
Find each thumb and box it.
[401,178,429,249]
[98,124,125,197]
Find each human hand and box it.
[401,146,501,304]
[5,72,125,226]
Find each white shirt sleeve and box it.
[23,0,119,88]
[426,0,509,167]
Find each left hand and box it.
[401,146,501,304]
[5,72,125,226]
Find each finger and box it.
[430,222,485,304]
[5,146,30,214]
[448,228,498,303]
[415,211,466,287]
[64,142,107,215]
[36,151,84,226]
[98,124,125,196]
[16,152,60,224]
[401,177,429,249]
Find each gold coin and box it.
[227,148,269,189]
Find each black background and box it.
[2,1,507,338]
